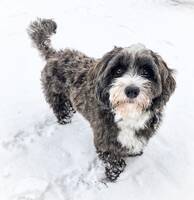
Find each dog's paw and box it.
[57,117,72,125]
[105,159,126,182]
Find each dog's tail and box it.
[27,18,57,59]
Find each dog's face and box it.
[95,44,176,118]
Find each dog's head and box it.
[93,44,176,118]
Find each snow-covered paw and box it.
[105,159,126,182]
[57,117,72,125]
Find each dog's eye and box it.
[142,69,149,76]
[114,68,123,77]
[114,66,125,77]
[141,65,155,80]
[112,64,127,78]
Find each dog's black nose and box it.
[125,86,140,98]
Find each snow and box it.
[0,0,194,199]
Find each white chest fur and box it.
[116,111,151,155]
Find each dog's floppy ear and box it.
[90,47,122,80]
[90,47,122,108]
[152,52,176,109]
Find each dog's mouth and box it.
[112,99,148,121]
[113,100,135,109]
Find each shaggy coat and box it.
[28,19,176,181]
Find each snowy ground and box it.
[1,0,194,199]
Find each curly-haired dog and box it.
[28,19,176,181]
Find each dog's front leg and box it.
[98,151,126,182]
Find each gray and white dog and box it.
[28,19,176,181]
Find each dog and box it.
[28,18,176,181]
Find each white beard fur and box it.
[115,108,151,155]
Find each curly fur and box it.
[28,19,176,181]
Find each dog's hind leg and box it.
[46,92,76,124]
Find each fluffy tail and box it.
[27,18,57,59]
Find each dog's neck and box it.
[114,110,151,155]
[114,110,151,129]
